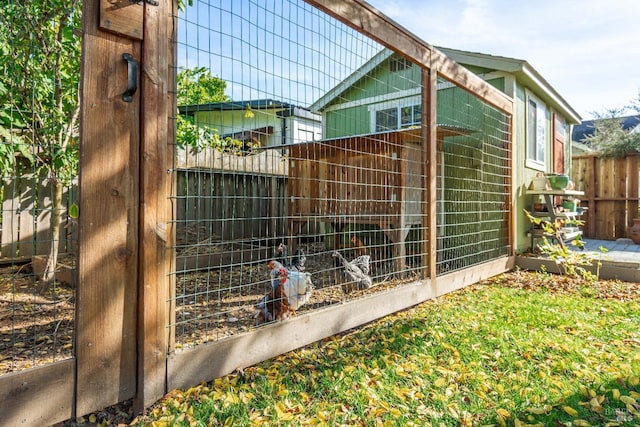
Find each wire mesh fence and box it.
[0,1,80,374]
[170,0,512,349]
[0,0,513,375]
[435,78,512,273]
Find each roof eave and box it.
[518,64,581,124]
[437,47,581,124]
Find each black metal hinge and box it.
[129,0,159,6]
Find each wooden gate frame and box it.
[76,0,174,415]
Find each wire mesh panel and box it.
[171,0,432,347]
[0,2,80,374]
[435,78,512,273]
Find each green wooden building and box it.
[309,47,581,255]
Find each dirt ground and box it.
[172,240,418,347]
[0,260,75,374]
[0,236,417,375]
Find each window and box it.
[375,108,398,132]
[374,104,421,132]
[526,93,547,168]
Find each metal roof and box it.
[572,114,640,143]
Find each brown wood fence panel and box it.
[0,360,75,427]
[1,177,76,259]
[176,170,288,242]
[572,153,640,239]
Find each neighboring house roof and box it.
[310,47,581,125]
[571,114,640,144]
[436,47,581,125]
[179,99,320,121]
[310,49,393,112]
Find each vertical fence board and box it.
[572,154,640,239]
[76,0,140,416]
[1,180,21,258]
[135,0,173,410]
[629,156,639,228]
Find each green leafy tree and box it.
[177,66,229,107]
[0,0,81,285]
[0,0,235,286]
[176,67,253,155]
[585,94,640,158]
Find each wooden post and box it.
[628,154,639,231]
[135,0,174,411]
[506,115,514,256]
[76,0,140,416]
[585,155,596,237]
[424,66,437,281]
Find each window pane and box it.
[400,104,421,129]
[413,104,422,124]
[527,97,546,164]
[536,111,545,162]
[401,106,413,127]
[536,102,546,162]
[527,100,536,158]
[376,108,398,131]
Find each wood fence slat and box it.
[35,177,52,256]
[136,0,173,410]
[572,153,639,239]
[76,0,140,415]
[17,178,35,258]
[1,180,20,258]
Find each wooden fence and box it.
[1,177,77,259]
[572,153,640,239]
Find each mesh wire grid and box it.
[169,0,512,348]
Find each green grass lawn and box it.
[132,270,640,426]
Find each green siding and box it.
[324,105,371,139]
[339,58,421,103]
[323,55,421,138]
[487,77,505,92]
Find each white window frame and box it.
[525,91,547,170]
[369,96,422,133]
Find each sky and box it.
[366,0,640,120]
